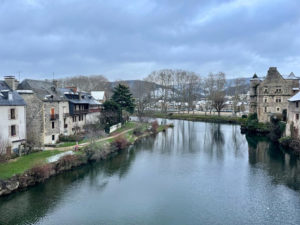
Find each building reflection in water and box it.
[247,135,300,190]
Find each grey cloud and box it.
[0,0,299,80]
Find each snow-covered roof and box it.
[91,91,105,100]
[288,92,300,102]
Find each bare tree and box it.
[206,72,226,116]
[232,78,246,115]
[145,69,174,113]
[58,75,109,92]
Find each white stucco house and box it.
[0,76,26,155]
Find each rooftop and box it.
[0,81,26,106]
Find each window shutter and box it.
[8,126,10,137]
[16,125,19,137]
[8,109,11,120]
[15,108,18,120]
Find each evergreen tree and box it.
[102,100,122,131]
[111,84,135,113]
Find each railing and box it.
[50,114,59,120]
[73,109,89,114]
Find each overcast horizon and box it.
[1,0,300,81]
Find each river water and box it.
[1,119,300,225]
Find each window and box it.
[265,107,267,113]
[276,98,281,103]
[264,98,268,103]
[264,88,268,93]
[10,108,16,119]
[52,122,55,129]
[52,135,55,141]
[277,107,280,112]
[72,116,77,122]
[296,114,299,120]
[10,125,16,136]
[275,88,282,93]
[296,102,299,108]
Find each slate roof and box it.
[289,92,300,102]
[0,81,26,106]
[18,79,66,101]
[58,88,100,106]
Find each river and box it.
[1,119,300,225]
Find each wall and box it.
[18,93,44,147]
[286,101,300,138]
[0,105,26,153]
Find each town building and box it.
[286,92,300,138]
[18,79,69,146]
[250,67,300,122]
[0,76,26,155]
[17,79,101,146]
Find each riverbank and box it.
[141,112,246,124]
[0,122,173,197]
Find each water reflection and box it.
[0,120,300,225]
[247,135,300,190]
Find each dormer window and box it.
[275,88,282,93]
[264,88,268,94]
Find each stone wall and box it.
[250,67,299,123]
[19,93,44,147]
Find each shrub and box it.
[57,154,79,168]
[151,121,159,133]
[59,134,84,142]
[241,115,247,119]
[133,126,143,136]
[30,164,54,180]
[113,135,128,150]
[279,136,292,148]
[248,113,258,121]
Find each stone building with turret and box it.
[250,67,300,123]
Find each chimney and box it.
[67,86,77,93]
[53,80,58,88]
[4,76,18,90]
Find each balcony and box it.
[50,114,59,120]
[73,109,89,115]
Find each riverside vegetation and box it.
[0,121,173,197]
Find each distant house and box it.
[91,91,107,104]
[286,92,300,138]
[0,76,26,155]
[250,67,300,122]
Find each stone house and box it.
[17,79,70,146]
[0,76,26,155]
[250,67,300,122]
[286,92,300,138]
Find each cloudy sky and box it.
[0,0,300,80]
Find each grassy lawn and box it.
[57,139,87,148]
[109,122,137,135]
[144,112,245,124]
[0,150,62,180]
